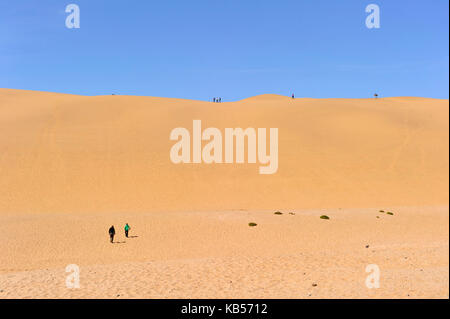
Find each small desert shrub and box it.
[386,212,394,215]
[289,212,295,215]
[320,215,330,220]
[379,210,385,213]
[248,222,258,227]
[274,211,283,215]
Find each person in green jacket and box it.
[124,223,131,238]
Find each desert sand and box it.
[0,89,448,298]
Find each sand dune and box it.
[0,89,448,213]
[0,89,448,298]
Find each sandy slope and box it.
[0,89,448,298]
[0,207,448,298]
[0,89,448,213]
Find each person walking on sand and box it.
[292,93,295,99]
[109,225,115,243]
[124,223,131,238]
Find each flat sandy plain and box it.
[0,89,448,298]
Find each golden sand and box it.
[0,89,448,298]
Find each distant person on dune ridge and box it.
[109,225,115,243]
[124,223,131,238]
[213,97,216,103]
[292,93,295,99]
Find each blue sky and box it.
[1,0,448,101]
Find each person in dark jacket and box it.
[109,225,116,243]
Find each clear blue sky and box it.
[1,0,448,101]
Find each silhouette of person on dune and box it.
[109,225,115,243]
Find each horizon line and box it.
[0,88,448,102]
